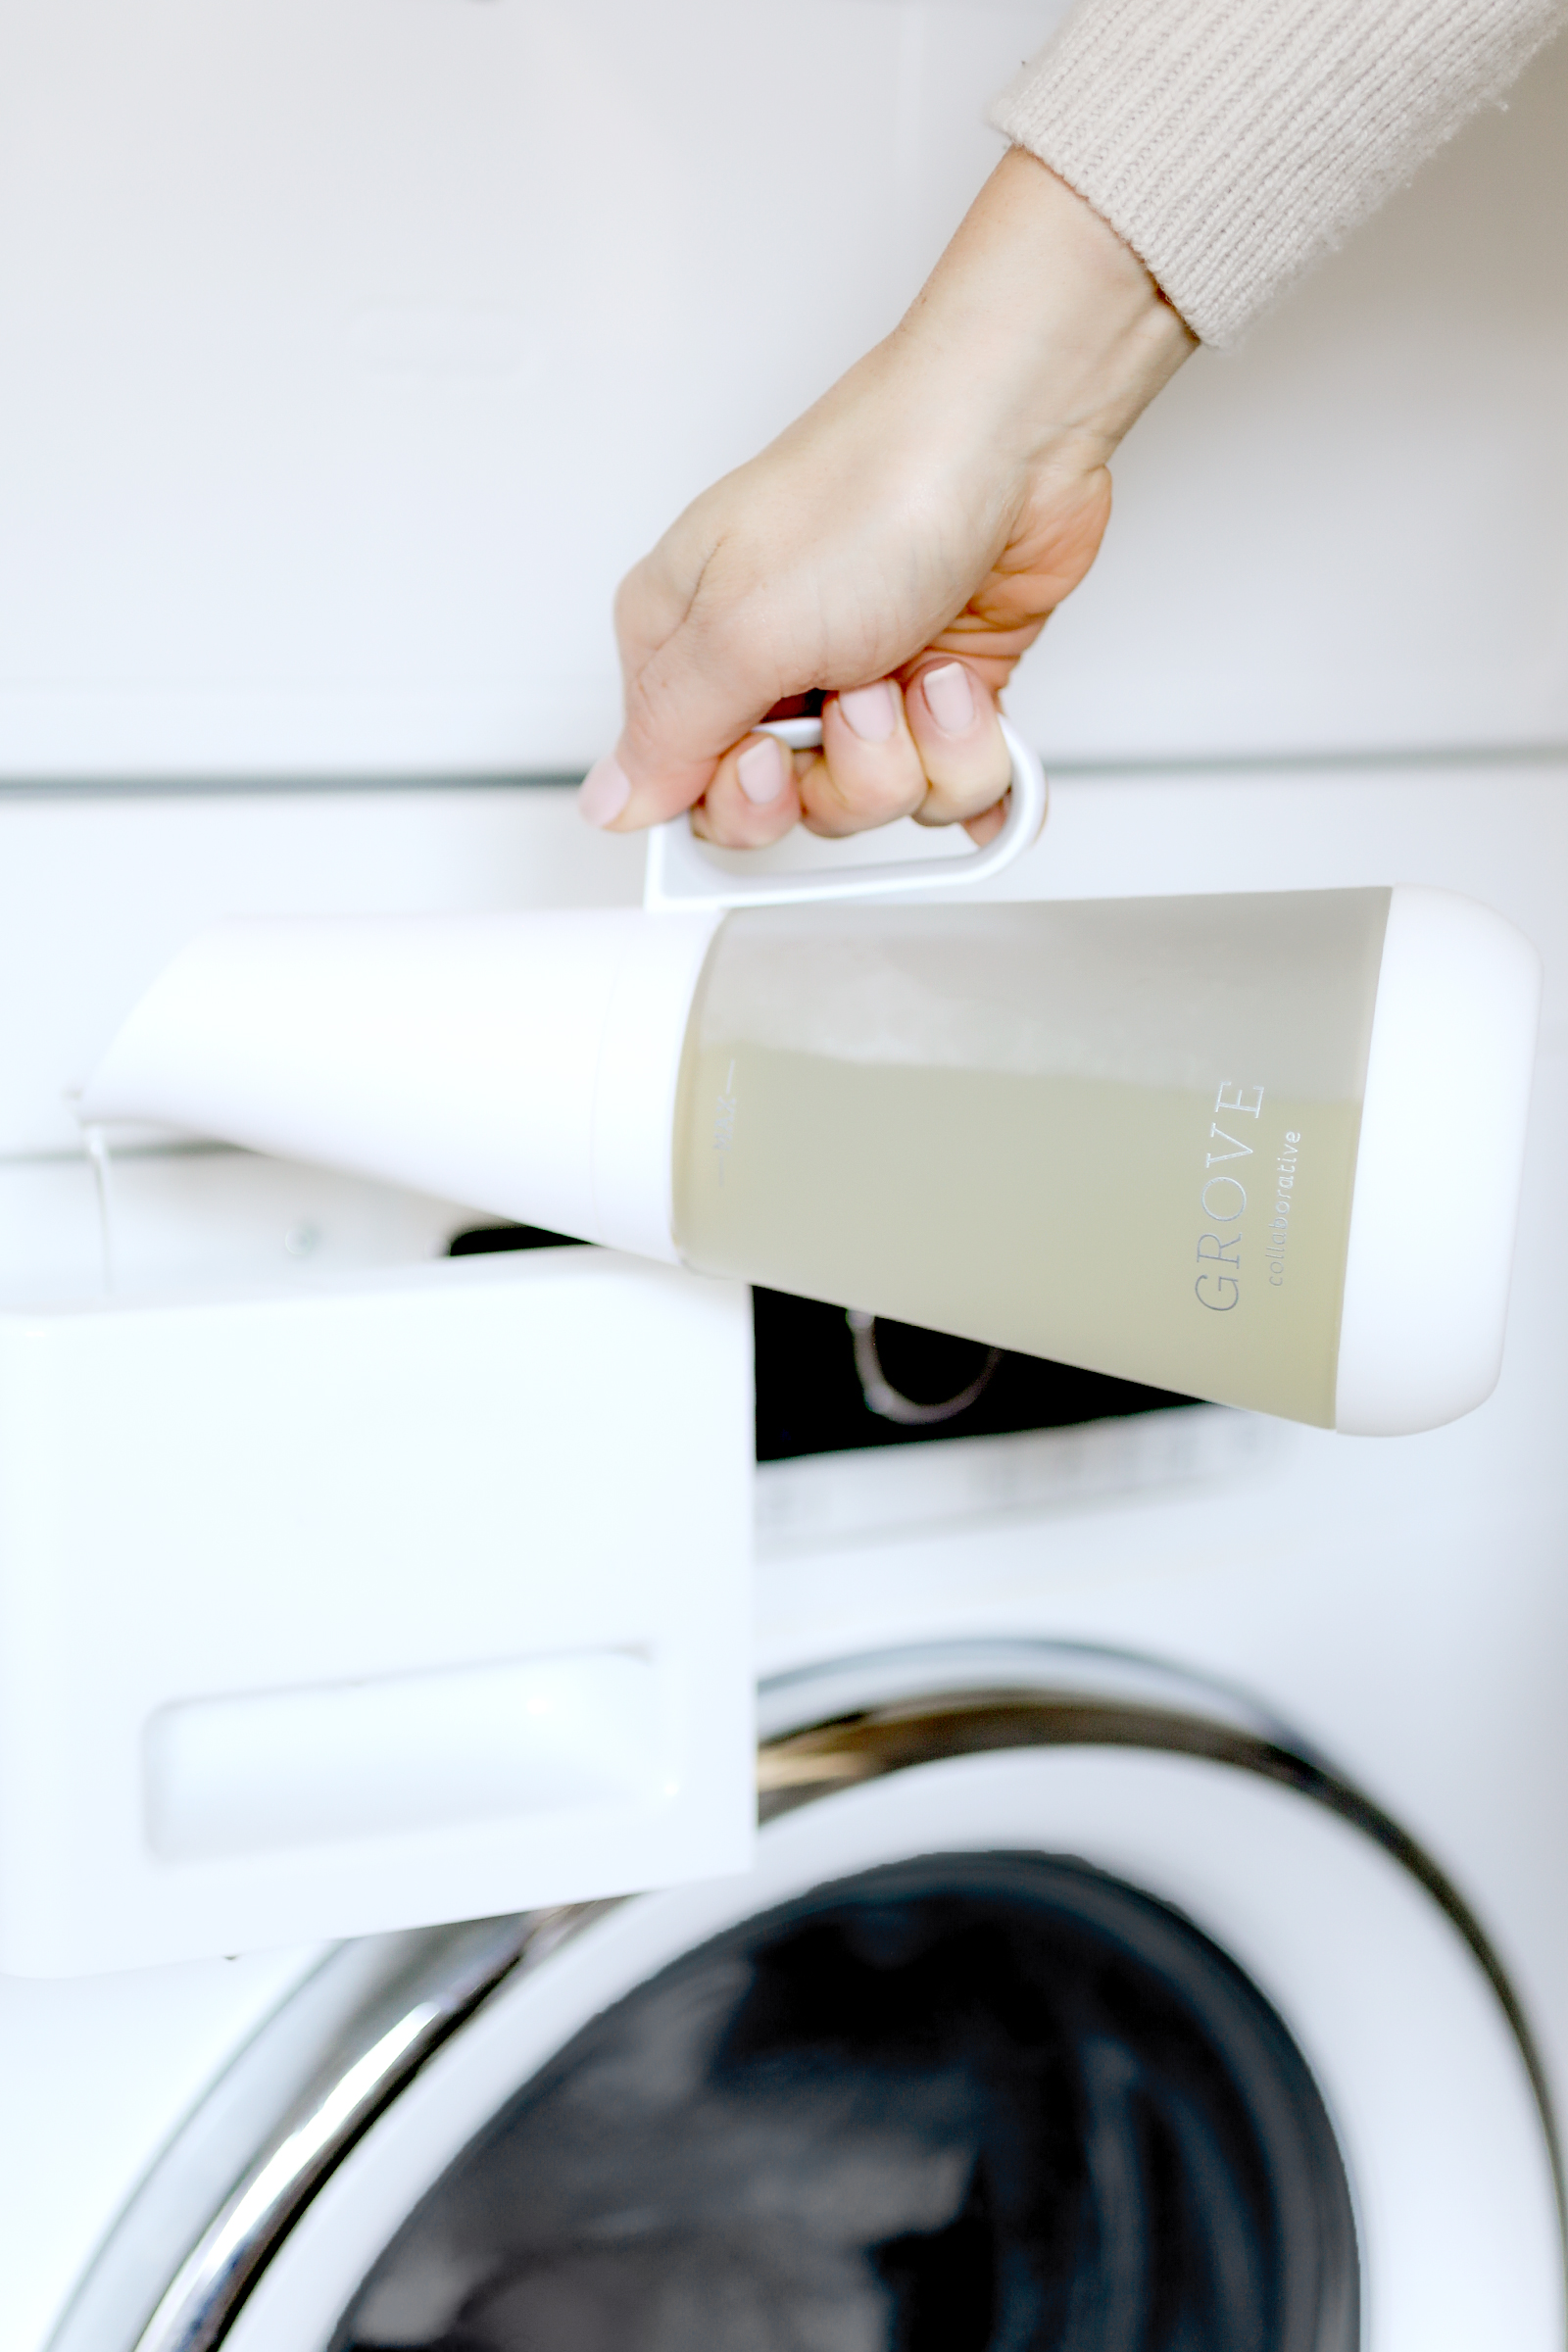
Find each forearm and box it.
[782,148,1195,536]
[886,148,1195,480]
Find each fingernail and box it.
[738,737,787,805]
[923,662,975,737]
[839,682,897,744]
[577,754,631,828]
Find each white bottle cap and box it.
[76,909,720,1261]
[1335,886,1542,1436]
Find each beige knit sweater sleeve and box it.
[990,0,1567,345]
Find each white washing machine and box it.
[21,1629,1567,2352]
[0,7,1566,2351]
[3,756,1563,2352]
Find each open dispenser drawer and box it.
[0,1247,754,1976]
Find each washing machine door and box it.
[54,1643,1564,2352]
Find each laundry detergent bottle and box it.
[80,718,1541,1436]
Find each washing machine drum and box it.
[75,1645,1563,2352]
[337,1847,1355,2351]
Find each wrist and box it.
[897,148,1195,480]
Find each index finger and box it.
[580,510,793,831]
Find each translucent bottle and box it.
[82,724,1540,1436]
[670,887,1538,1431]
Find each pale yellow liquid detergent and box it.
[672,892,1391,1426]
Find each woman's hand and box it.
[579,149,1195,847]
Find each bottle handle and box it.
[642,712,1047,912]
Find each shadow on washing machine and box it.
[446,1227,1198,1462]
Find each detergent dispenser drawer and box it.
[0,1250,754,1975]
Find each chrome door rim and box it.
[47,1638,1568,2352]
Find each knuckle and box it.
[921,782,1003,828]
[864,778,924,825]
[825,749,925,828]
[939,763,1011,819]
[925,742,1011,812]
[823,778,917,831]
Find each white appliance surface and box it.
[0,1249,755,1977]
[0,2,1563,774]
[0,761,1562,2349]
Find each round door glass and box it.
[332,1852,1358,2350]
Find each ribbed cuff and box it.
[991,0,1565,345]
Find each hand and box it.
[579,150,1195,848]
